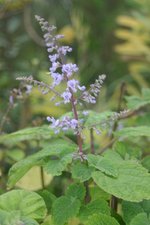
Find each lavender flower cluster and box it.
[35,15,106,134]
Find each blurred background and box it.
[0,0,150,132]
[0,0,150,191]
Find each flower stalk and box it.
[35,15,106,157]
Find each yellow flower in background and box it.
[59,25,75,44]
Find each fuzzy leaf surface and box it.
[71,162,94,182]
[130,213,150,225]
[79,199,110,222]
[125,88,150,110]
[0,125,54,146]
[84,111,114,128]
[43,153,73,176]
[85,213,120,225]
[87,154,119,177]
[0,210,21,225]
[52,196,81,225]
[92,161,150,202]
[8,139,76,187]
[122,199,150,224]
[66,183,86,201]
[90,186,110,201]
[122,201,144,224]
[115,126,150,138]
[142,156,150,172]
[38,190,56,214]
[0,190,47,220]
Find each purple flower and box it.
[49,62,60,73]
[58,46,72,55]
[36,16,107,139]
[82,111,89,116]
[9,95,14,105]
[90,74,106,97]
[77,85,86,91]
[61,91,72,103]
[67,79,79,93]
[51,72,63,86]
[61,117,78,131]
[55,34,65,40]
[48,54,59,63]
[25,85,33,94]
[62,63,78,77]
[81,91,96,104]
[47,116,60,133]
[47,46,55,52]
[70,119,78,129]
[47,116,59,126]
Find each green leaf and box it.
[103,150,124,163]
[125,96,150,110]
[141,199,150,214]
[8,139,76,188]
[79,199,110,222]
[66,183,86,201]
[90,186,110,201]
[0,210,21,225]
[142,156,150,172]
[21,217,39,225]
[0,211,39,225]
[6,149,25,161]
[114,141,142,160]
[0,190,47,220]
[122,201,144,224]
[38,190,56,214]
[92,160,150,202]
[85,213,120,225]
[61,110,114,130]
[52,196,81,225]
[84,111,114,128]
[125,88,150,110]
[87,154,118,177]
[41,215,54,225]
[0,125,54,146]
[142,88,150,101]
[115,126,150,138]
[130,213,150,225]
[71,162,94,182]
[122,199,150,224]
[43,153,73,176]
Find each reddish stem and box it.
[69,89,83,154]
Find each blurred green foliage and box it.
[0,0,150,198]
[115,0,150,95]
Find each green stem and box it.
[90,128,95,154]
[40,166,45,189]
[0,103,12,134]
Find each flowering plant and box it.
[0,16,150,225]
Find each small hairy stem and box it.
[90,128,95,154]
[36,140,45,189]
[110,83,126,212]
[40,167,45,189]
[70,93,83,155]
[84,181,91,203]
[16,76,61,97]
[110,195,118,212]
